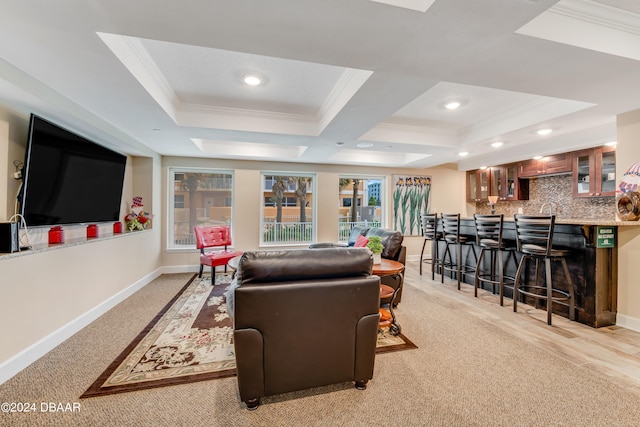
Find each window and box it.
[261,172,315,246]
[264,196,297,207]
[338,176,384,241]
[168,168,234,249]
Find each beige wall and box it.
[6,100,640,381]
[0,108,29,221]
[0,106,162,379]
[0,231,160,363]
[160,158,467,268]
[615,109,640,329]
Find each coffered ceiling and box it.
[1,0,640,170]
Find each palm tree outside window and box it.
[338,176,384,241]
[168,168,234,248]
[261,172,315,245]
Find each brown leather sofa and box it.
[231,248,381,410]
[310,226,406,305]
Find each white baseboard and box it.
[615,313,640,333]
[0,268,163,385]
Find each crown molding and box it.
[551,0,640,36]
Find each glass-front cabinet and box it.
[495,164,521,201]
[467,169,490,202]
[490,164,526,201]
[468,165,528,203]
[490,168,501,199]
[505,165,519,200]
[572,146,616,197]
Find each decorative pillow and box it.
[348,226,370,246]
[354,235,369,248]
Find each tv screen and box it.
[20,114,127,227]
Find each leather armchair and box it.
[342,227,406,305]
[232,248,380,410]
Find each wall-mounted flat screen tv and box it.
[20,114,127,227]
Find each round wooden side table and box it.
[372,259,404,335]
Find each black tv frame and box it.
[19,114,127,227]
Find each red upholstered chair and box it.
[194,225,243,278]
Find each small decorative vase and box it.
[373,253,382,265]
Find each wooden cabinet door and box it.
[466,169,491,202]
[479,170,490,201]
[572,146,615,197]
[542,153,571,175]
[519,154,571,177]
[572,149,594,197]
[491,167,502,199]
[518,159,540,177]
[502,164,528,200]
[467,170,478,202]
[597,146,616,196]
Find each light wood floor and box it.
[404,259,640,396]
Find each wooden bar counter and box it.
[436,217,640,328]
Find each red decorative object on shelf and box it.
[87,224,98,239]
[113,221,123,234]
[124,196,153,231]
[48,226,64,245]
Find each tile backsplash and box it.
[475,174,616,219]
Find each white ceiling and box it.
[1,0,640,170]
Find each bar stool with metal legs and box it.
[441,213,477,290]
[419,213,441,279]
[473,214,518,306]
[513,214,575,326]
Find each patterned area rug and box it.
[81,273,416,398]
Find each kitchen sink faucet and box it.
[539,202,557,215]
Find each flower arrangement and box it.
[124,196,153,231]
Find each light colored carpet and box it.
[81,273,414,397]
[2,269,640,426]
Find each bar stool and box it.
[513,214,575,326]
[441,213,477,290]
[473,214,518,306]
[419,213,441,280]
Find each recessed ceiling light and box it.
[605,141,617,146]
[445,101,461,110]
[335,141,345,146]
[533,155,543,160]
[458,151,469,157]
[536,128,553,136]
[243,75,262,86]
[490,141,504,148]
[357,142,373,148]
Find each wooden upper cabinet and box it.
[467,169,491,202]
[518,159,540,177]
[572,146,616,197]
[466,146,615,203]
[491,163,528,201]
[467,164,529,202]
[545,153,573,175]
[518,153,571,177]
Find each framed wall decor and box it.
[392,175,431,236]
